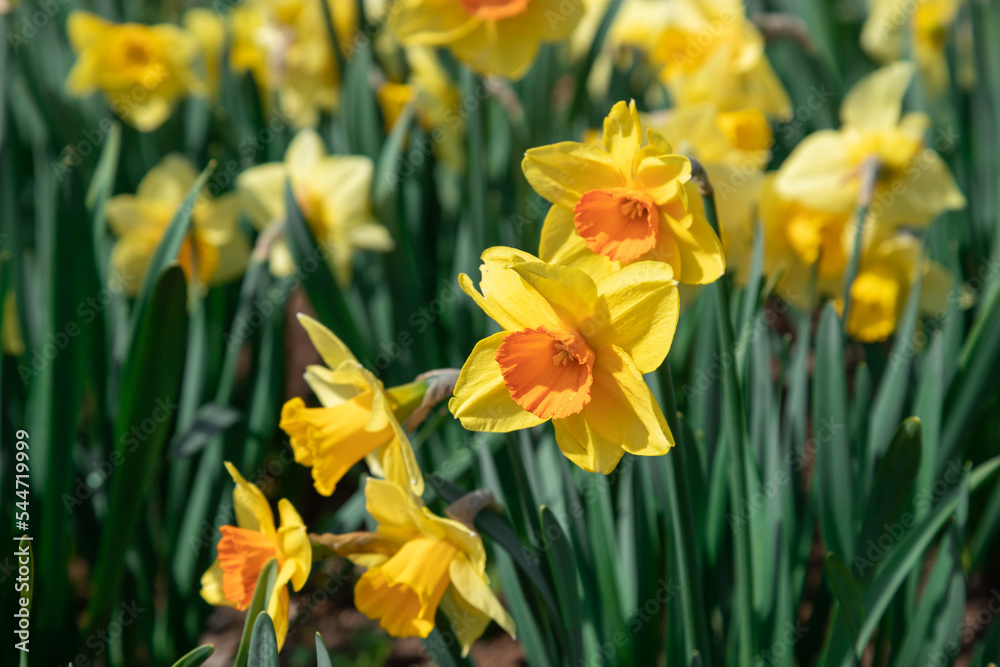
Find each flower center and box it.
[572,188,660,263]
[495,326,594,420]
[846,266,902,342]
[216,526,278,610]
[458,0,530,19]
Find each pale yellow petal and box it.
[773,131,856,214]
[448,554,516,639]
[224,461,276,538]
[841,61,915,132]
[297,313,358,369]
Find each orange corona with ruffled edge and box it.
[391,0,583,80]
[200,462,311,649]
[522,100,725,284]
[449,247,680,473]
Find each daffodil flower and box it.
[279,314,424,496]
[238,129,393,284]
[66,12,204,132]
[839,232,952,342]
[229,0,355,126]
[775,62,965,230]
[200,462,312,649]
[758,173,852,309]
[450,247,679,473]
[861,0,961,98]
[647,0,791,117]
[523,100,725,284]
[391,0,584,80]
[313,477,515,654]
[644,102,773,283]
[106,155,250,295]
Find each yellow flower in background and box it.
[200,462,311,649]
[66,12,203,132]
[106,155,249,295]
[648,0,790,117]
[183,9,226,99]
[279,314,425,496]
[230,0,356,127]
[377,48,466,171]
[758,174,851,308]
[391,0,584,80]
[775,62,965,230]
[2,290,25,356]
[314,477,515,653]
[840,232,953,342]
[450,247,678,473]
[861,0,961,98]
[523,100,725,284]
[238,129,392,285]
[644,103,772,283]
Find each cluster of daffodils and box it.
[763,62,964,341]
[203,315,513,653]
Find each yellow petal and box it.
[392,0,480,45]
[276,499,312,591]
[311,155,375,223]
[588,262,679,373]
[841,62,915,132]
[602,100,642,177]
[458,247,565,332]
[224,461,276,538]
[664,184,726,285]
[875,150,966,227]
[138,154,198,203]
[450,331,547,432]
[297,313,358,369]
[447,553,516,640]
[635,154,691,205]
[522,142,623,210]
[364,477,424,533]
[238,163,289,229]
[268,585,291,650]
[582,345,674,457]
[508,261,597,330]
[773,130,855,214]
[439,588,492,657]
[286,129,327,184]
[199,559,236,607]
[552,411,626,474]
[67,11,108,52]
[538,206,617,280]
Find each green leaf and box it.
[169,402,241,458]
[234,560,279,667]
[855,418,922,579]
[247,613,279,667]
[812,304,855,558]
[824,553,866,644]
[372,101,416,208]
[87,265,189,628]
[170,645,215,667]
[540,507,585,663]
[315,632,333,667]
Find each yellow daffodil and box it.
[861,0,961,98]
[450,247,678,473]
[523,100,725,284]
[391,0,584,80]
[200,462,311,649]
[377,48,466,171]
[230,0,356,127]
[66,12,203,132]
[775,62,965,230]
[183,9,226,99]
[644,103,772,282]
[840,232,953,342]
[106,155,249,295]
[646,0,790,117]
[758,173,851,308]
[238,129,392,284]
[279,314,425,496]
[314,477,515,653]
